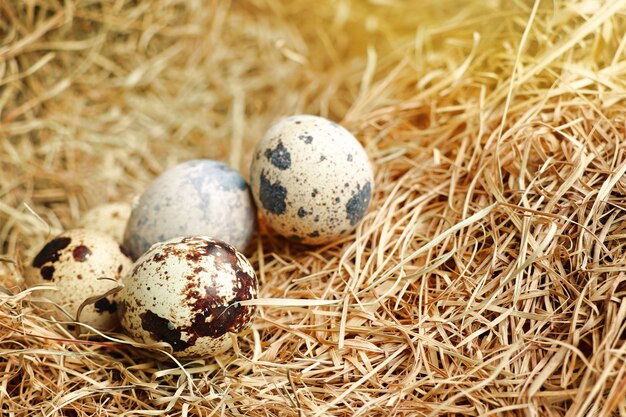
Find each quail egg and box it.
[118,236,258,358]
[123,160,257,260]
[250,115,374,244]
[78,202,132,243]
[25,229,132,331]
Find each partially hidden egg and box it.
[118,236,258,358]
[78,202,132,243]
[250,114,374,244]
[25,229,132,331]
[123,160,257,260]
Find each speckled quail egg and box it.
[250,114,374,244]
[25,229,132,331]
[78,202,132,243]
[123,160,257,260]
[118,236,258,358]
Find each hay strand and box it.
[2,0,626,416]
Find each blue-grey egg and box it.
[123,160,257,260]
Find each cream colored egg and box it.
[250,115,374,244]
[118,236,258,358]
[25,229,133,331]
[79,202,132,243]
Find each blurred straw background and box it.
[1,0,626,415]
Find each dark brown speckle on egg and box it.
[72,245,93,262]
[32,237,72,268]
[40,266,55,281]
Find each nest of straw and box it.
[2,1,626,416]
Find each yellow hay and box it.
[1,1,626,416]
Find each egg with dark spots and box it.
[78,202,132,243]
[250,115,374,244]
[122,160,257,260]
[24,229,132,331]
[117,236,258,358]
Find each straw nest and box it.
[1,1,626,416]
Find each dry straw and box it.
[1,0,626,416]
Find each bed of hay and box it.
[1,1,626,416]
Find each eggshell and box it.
[250,115,374,244]
[118,236,258,358]
[25,229,132,331]
[123,160,257,260]
[78,202,132,243]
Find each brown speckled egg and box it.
[117,236,258,358]
[78,202,132,243]
[25,229,133,331]
[250,115,374,245]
